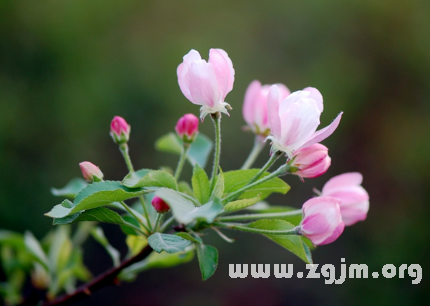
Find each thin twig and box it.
[41,245,153,306]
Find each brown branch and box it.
[41,245,153,306]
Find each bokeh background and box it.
[1,0,429,305]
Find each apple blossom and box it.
[177,48,235,120]
[321,172,369,226]
[290,143,331,179]
[243,80,290,137]
[79,161,104,183]
[299,196,345,245]
[266,85,342,158]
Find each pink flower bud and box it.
[300,197,345,246]
[290,143,331,178]
[177,48,235,120]
[110,116,130,144]
[151,196,170,213]
[79,161,104,183]
[175,113,199,142]
[321,172,369,226]
[243,80,290,137]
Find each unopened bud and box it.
[175,113,199,143]
[110,116,130,144]
[79,161,104,183]
[289,143,331,179]
[151,196,170,213]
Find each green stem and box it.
[160,215,175,232]
[119,143,134,172]
[223,164,291,204]
[241,136,266,170]
[213,222,301,236]
[249,150,283,185]
[218,209,302,222]
[209,112,221,192]
[120,201,150,235]
[153,213,164,232]
[119,143,153,231]
[174,144,190,181]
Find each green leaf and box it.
[223,194,261,212]
[45,181,147,218]
[51,178,88,198]
[148,233,192,253]
[196,244,218,280]
[91,227,121,267]
[0,231,25,249]
[175,232,202,244]
[126,235,148,257]
[24,232,49,271]
[248,219,312,264]
[122,169,178,190]
[210,168,224,201]
[223,169,290,200]
[246,205,303,226]
[48,226,72,272]
[178,181,194,197]
[119,249,194,281]
[155,132,213,168]
[192,164,210,204]
[120,215,140,236]
[53,207,126,226]
[155,188,223,224]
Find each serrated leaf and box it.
[45,200,74,218]
[248,219,312,264]
[122,169,178,190]
[223,169,290,200]
[210,169,224,201]
[91,227,120,267]
[196,244,218,280]
[51,178,88,198]
[148,233,192,253]
[155,132,213,168]
[175,232,201,244]
[46,181,147,218]
[155,188,223,224]
[53,207,128,227]
[24,232,49,271]
[224,194,261,212]
[192,164,210,205]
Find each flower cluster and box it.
[33,47,370,304]
[177,48,368,245]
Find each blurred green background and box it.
[1,0,429,305]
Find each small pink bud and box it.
[321,172,369,226]
[79,161,104,183]
[151,196,170,213]
[299,197,345,246]
[175,113,199,142]
[290,143,331,179]
[110,116,130,144]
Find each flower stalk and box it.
[241,136,266,170]
[209,112,221,192]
